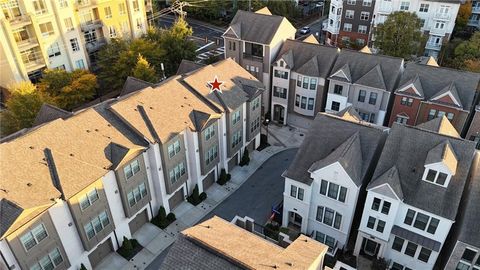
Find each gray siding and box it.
[444,241,480,270]
[160,134,188,195]
[6,212,70,270]
[115,153,152,219]
[246,95,262,141]
[227,106,244,158]
[225,37,241,62]
[198,121,220,175]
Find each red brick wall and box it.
[417,102,468,133]
[388,94,422,126]
[338,31,369,47]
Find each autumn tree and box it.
[133,54,157,83]
[455,0,472,30]
[374,11,424,59]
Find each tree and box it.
[38,69,97,110]
[455,0,472,30]
[133,54,157,83]
[448,32,480,72]
[79,264,87,270]
[1,82,46,136]
[375,11,424,59]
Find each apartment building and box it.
[388,62,480,135]
[282,111,387,255]
[0,58,263,269]
[223,7,296,113]
[354,116,477,270]
[372,0,460,58]
[270,37,339,128]
[468,0,480,30]
[161,216,328,270]
[0,0,148,87]
[325,49,404,126]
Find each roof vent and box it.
[150,106,153,110]
[107,124,111,127]
[95,129,99,132]
[286,262,293,267]
[29,146,34,149]
[181,105,184,108]
[86,129,91,133]
[70,153,74,157]
[26,183,32,187]
[184,96,187,99]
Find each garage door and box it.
[228,153,238,171]
[203,170,215,191]
[168,188,184,210]
[88,238,113,268]
[129,209,148,234]
[247,138,256,152]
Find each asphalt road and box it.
[146,148,298,269]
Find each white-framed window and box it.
[75,59,85,69]
[345,10,354,19]
[310,78,317,90]
[307,98,315,110]
[320,180,347,202]
[366,216,386,232]
[169,162,186,184]
[400,96,413,106]
[70,38,80,52]
[363,0,372,6]
[33,0,48,15]
[29,247,64,270]
[295,94,300,107]
[274,69,289,79]
[20,224,48,251]
[457,249,480,270]
[419,3,429,12]
[39,22,54,37]
[290,185,304,200]
[273,87,287,98]
[133,0,139,11]
[331,101,340,111]
[358,25,368,34]
[104,6,112,18]
[360,11,370,21]
[400,1,410,10]
[64,17,74,31]
[423,168,449,186]
[252,96,260,110]
[343,23,352,32]
[297,75,302,87]
[124,159,141,179]
[347,0,356,4]
[427,109,454,120]
[334,84,343,95]
[250,116,260,133]
[371,197,391,215]
[232,130,242,148]
[395,115,409,124]
[127,182,148,207]
[303,76,309,88]
[301,96,307,109]
[136,18,143,30]
[204,124,216,141]
[109,26,117,38]
[315,231,336,253]
[404,209,440,234]
[232,110,241,125]
[439,5,450,14]
[58,0,68,8]
[435,21,445,29]
[167,140,181,158]
[84,211,110,239]
[316,206,342,230]
[119,3,126,14]
[205,145,218,165]
[47,42,61,58]
[79,188,99,210]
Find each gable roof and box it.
[417,116,460,138]
[274,39,339,78]
[329,49,403,92]
[330,63,352,82]
[397,63,480,111]
[396,74,425,98]
[368,120,476,220]
[425,140,458,174]
[336,105,362,122]
[33,103,72,126]
[367,166,404,200]
[176,60,205,75]
[120,76,154,96]
[226,9,295,45]
[283,113,386,185]
[429,82,463,108]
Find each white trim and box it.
[396,83,422,97]
[430,91,462,107]
[330,69,350,82]
[367,183,402,201]
[222,26,239,38]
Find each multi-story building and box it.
[388,62,480,135]
[223,7,296,114]
[282,111,388,255]
[0,0,148,87]
[324,0,344,45]
[270,37,339,128]
[339,0,376,47]
[0,58,264,269]
[467,0,480,30]
[466,104,480,149]
[325,49,404,126]
[354,116,477,270]
[372,0,460,58]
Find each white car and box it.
[300,26,311,34]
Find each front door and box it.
[273,105,285,124]
[288,212,302,228]
[363,238,380,256]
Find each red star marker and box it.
[208,76,224,93]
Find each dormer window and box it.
[423,169,449,186]
[423,140,457,187]
[280,60,284,67]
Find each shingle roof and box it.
[430,82,463,108]
[176,60,205,75]
[424,140,458,174]
[283,113,386,186]
[329,49,403,92]
[417,116,460,138]
[368,120,477,220]
[120,76,154,96]
[367,166,404,200]
[33,103,72,126]
[391,225,442,252]
[275,39,339,78]
[227,9,295,45]
[336,105,362,122]
[397,63,480,111]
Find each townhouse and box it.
[325,49,404,126]
[442,153,480,270]
[354,116,477,270]
[282,110,388,255]
[372,0,460,58]
[223,7,296,114]
[0,58,264,269]
[468,0,480,30]
[270,37,339,128]
[0,0,148,87]
[466,104,480,149]
[388,62,480,135]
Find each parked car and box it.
[300,26,311,34]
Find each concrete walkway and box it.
[265,124,307,148]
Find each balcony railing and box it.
[377,5,393,13]
[75,0,96,8]
[80,19,103,32]
[425,42,442,50]
[8,15,31,27]
[243,53,263,62]
[434,12,451,20]
[472,6,480,13]
[429,27,446,36]
[85,37,107,52]
[468,19,480,26]
[16,38,39,49]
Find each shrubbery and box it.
[216,169,231,185]
[239,149,250,166]
[187,184,208,206]
[117,237,141,259]
[151,206,176,229]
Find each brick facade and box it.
[388,94,422,126]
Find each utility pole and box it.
[248,0,251,11]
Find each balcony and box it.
[468,19,480,27]
[80,19,103,32]
[472,6,480,13]
[429,27,446,36]
[8,15,31,28]
[85,37,107,52]
[243,53,263,62]
[434,12,451,20]
[74,0,97,9]
[377,4,393,13]
[16,38,39,50]
[425,42,442,51]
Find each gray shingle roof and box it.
[329,49,403,92]
[368,121,477,220]
[283,113,386,186]
[120,76,154,96]
[176,60,205,75]
[391,225,442,252]
[367,166,404,200]
[275,39,339,78]
[0,199,22,237]
[430,82,462,108]
[33,103,72,126]
[397,63,480,111]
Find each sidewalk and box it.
[265,124,307,148]
[113,144,288,270]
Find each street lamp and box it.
[265,119,270,144]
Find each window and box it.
[20,224,48,251]
[334,85,343,95]
[70,38,80,52]
[346,10,354,19]
[310,78,317,90]
[297,75,302,87]
[39,22,54,37]
[133,0,139,11]
[76,59,85,69]
[232,110,241,125]
[363,0,372,6]
[457,262,471,270]
[437,172,447,185]
[413,212,429,230]
[315,231,336,253]
[64,18,73,31]
[319,180,347,202]
[400,1,410,10]
[274,69,288,79]
[392,236,405,252]
[84,211,110,239]
[400,97,413,106]
[58,0,68,8]
[127,182,148,207]
[347,0,356,4]
[331,101,340,111]
[291,185,297,197]
[301,97,307,109]
[119,3,126,14]
[435,22,445,29]
[369,92,377,105]
[426,169,436,182]
[343,23,352,32]
[358,90,366,102]
[405,242,418,257]
[252,97,260,110]
[381,201,391,215]
[295,95,300,107]
[461,249,477,262]
[205,145,218,165]
[231,130,242,148]
[204,124,216,141]
[273,86,287,99]
[47,42,61,58]
[317,206,342,229]
[392,263,404,270]
[372,198,381,211]
[424,169,449,186]
[404,209,415,225]
[358,25,368,34]
[250,116,260,133]
[30,248,64,270]
[396,116,408,124]
[376,220,385,233]
[428,109,437,120]
[79,188,99,210]
[291,185,304,200]
[136,18,143,30]
[109,26,117,38]
[367,216,376,229]
[308,98,314,110]
[33,0,47,15]
[419,3,429,12]
[420,19,426,27]
[303,77,309,88]
[104,6,112,18]
[360,12,370,21]
[169,162,186,184]
[124,159,140,179]
[167,140,181,158]
[418,247,432,262]
[447,112,454,120]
